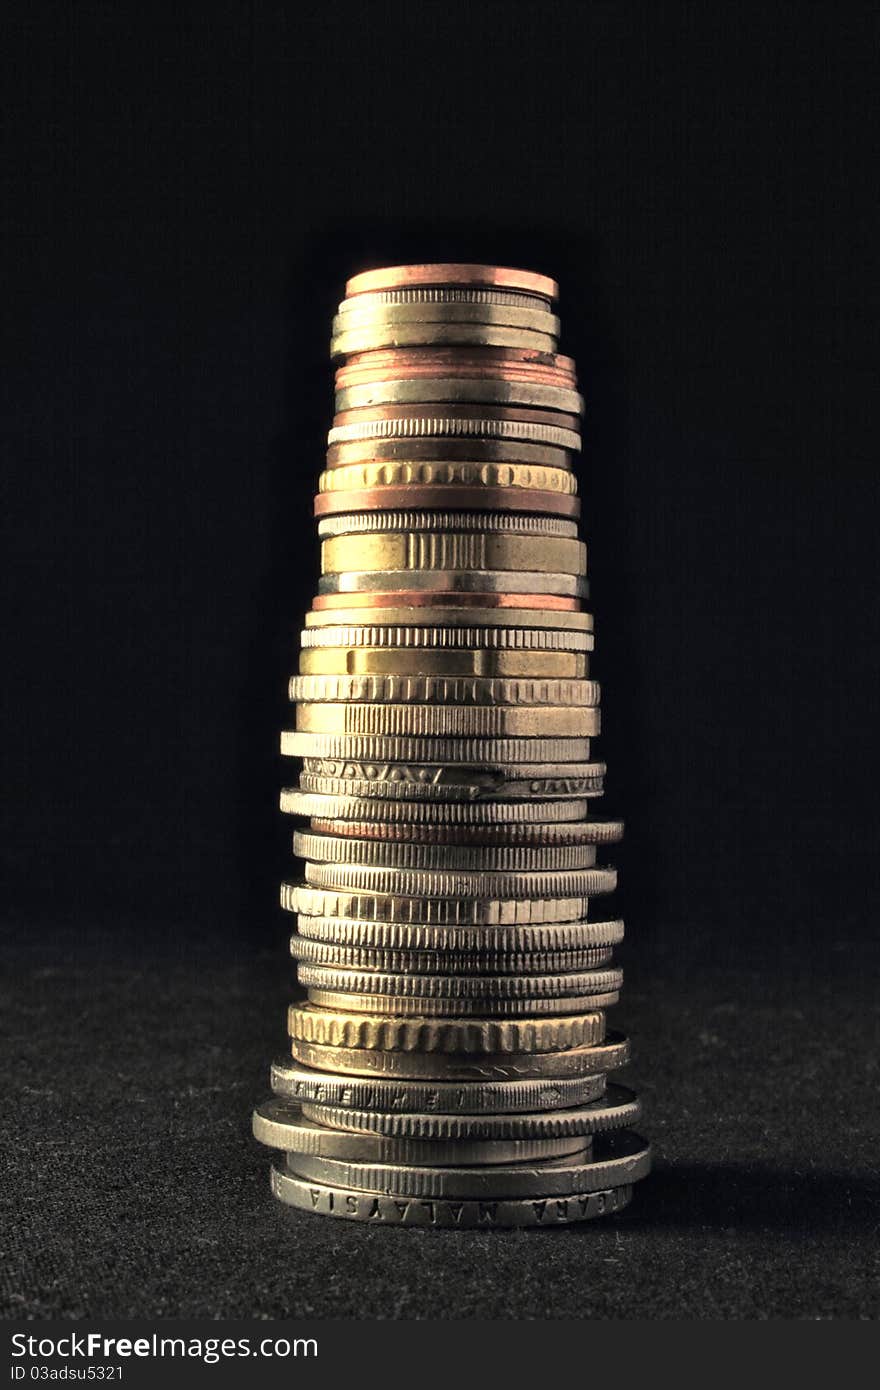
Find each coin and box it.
[336,286,552,312]
[317,573,589,600]
[285,883,600,923]
[289,935,613,973]
[269,1056,608,1112]
[316,510,580,537]
[285,734,593,765]
[291,916,625,952]
[287,1003,607,1052]
[270,1169,633,1226]
[289,674,599,703]
[298,625,593,649]
[298,650,590,677]
[343,264,559,299]
[296,766,603,798]
[331,401,580,432]
[279,790,592,822]
[300,1084,639,1140]
[291,1032,631,1081]
[325,436,573,468]
[301,862,616,902]
[297,964,622,1000]
[303,817,621,844]
[319,533,587,575]
[327,416,580,451]
[292,832,599,871]
[314,485,581,520]
[334,380,584,413]
[294,706,597,739]
[253,1099,587,1165]
[330,325,558,356]
[332,302,559,330]
[288,1130,651,1199]
[303,989,619,1017]
[306,596,589,619]
[318,459,578,493]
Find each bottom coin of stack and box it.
[252,260,650,1226]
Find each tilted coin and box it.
[304,816,621,845]
[289,674,598,703]
[298,650,590,678]
[316,509,579,537]
[269,1056,608,1113]
[291,1032,631,1082]
[291,831,598,871]
[301,862,617,899]
[314,484,581,520]
[287,1003,606,1052]
[279,789,592,823]
[343,264,559,299]
[330,325,558,357]
[300,1084,639,1140]
[303,989,619,1016]
[320,533,587,575]
[286,883,598,924]
[253,1099,586,1165]
[298,625,593,650]
[270,1169,633,1227]
[334,380,584,413]
[284,733,593,764]
[291,916,625,952]
[296,964,622,1000]
[318,458,577,493]
[293,704,599,738]
[289,934,613,973]
[288,1130,651,1199]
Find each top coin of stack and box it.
[253,263,650,1228]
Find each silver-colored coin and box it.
[334,380,583,413]
[292,915,625,952]
[293,703,599,738]
[300,1084,639,1141]
[279,789,592,823]
[301,861,617,900]
[292,831,598,871]
[296,771,605,801]
[289,934,614,973]
[336,286,550,310]
[286,883,599,925]
[285,734,593,764]
[253,1099,587,1165]
[269,1056,608,1113]
[326,416,578,450]
[288,1130,651,1199]
[317,510,579,537]
[270,1168,634,1227]
[302,610,593,632]
[297,963,622,1000]
[317,570,589,597]
[304,987,619,1016]
[291,1031,631,1082]
[299,626,593,650]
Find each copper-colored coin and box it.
[325,438,573,469]
[314,486,581,519]
[331,403,582,432]
[309,591,582,611]
[338,344,576,376]
[344,264,558,300]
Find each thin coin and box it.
[303,816,620,845]
[318,459,577,493]
[292,831,599,870]
[291,1031,630,1081]
[300,1085,639,1141]
[303,989,619,1016]
[319,533,587,575]
[316,510,579,537]
[314,486,581,520]
[297,964,622,999]
[343,264,559,299]
[298,650,590,677]
[287,1003,606,1052]
[296,766,602,798]
[293,703,599,736]
[289,674,598,703]
[326,417,580,451]
[279,790,592,823]
[288,935,613,973]
[331,401,578,430]
[317,572,588,596]
[303,602,591,625]
[330,325,558,356]
[336,343,575,378]
[269,1056,609,1113]
[286,732,592,762]
[288,1131,651,1199]
[336,286,550,312]
[291,917,625,952]
[253,1100,586,1165]
[287,883,602,925]
[298,625,592,650]
[334,380,584,413]
[331,304,560,335]
[325,436,573,468]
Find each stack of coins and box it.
[253,264,650,1228]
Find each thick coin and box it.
[316,510,579,537]
[253,1099,586,1165]
[296,766,602,798]
[271,1168,633,1227]
[297,964,622,1000]
[289,674,598,703]
[292,916,624,952]
[336,344,575,381]
[301,862,616,900]
[330,325,558,356]
[286,883,599,924]
[293,705,598,737]
[335,380,584,413]
[317,572,589,597]
[303,989,619,1016]
[279,789,591,823]
[300,1085,639,1141]
[298,650,590,677]
[291,832,599,871]
[288,1130,651,1199]
[287,1003,606,1052]
[291,1032,630,1081]
[289,935,613,973]
[344,264,559,299]
[314,485,581,520]
[270,1056,608,1113]
[332,302,559,331]
[320,533,586,575]
[299,625,592,650]
[304,817,621,845]
[318,459,577,493]
[325,437,572,468]
[285,734,593,764]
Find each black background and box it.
[3,0,879,1320]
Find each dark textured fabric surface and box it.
[3,921,877,1320]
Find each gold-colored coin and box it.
[320,533,587,575]
[298,649,589,677]
[316,509,580,537]
[302,609,593,631]
[285,883,599,924]
[327,416,580,452]
[334,379,584,413]
[331,302,559,333]
[287,1002,606,1052]
[289,673,598,703]
[293,703,599,737]
[284,733,592,764]
[299,624,593,650]
[336,285,552,310]
[318,570,588,598]
[325,438,572,469]
[330,325,558,357]
[318,459,577,494]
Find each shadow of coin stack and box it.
[253,263,650,1227]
